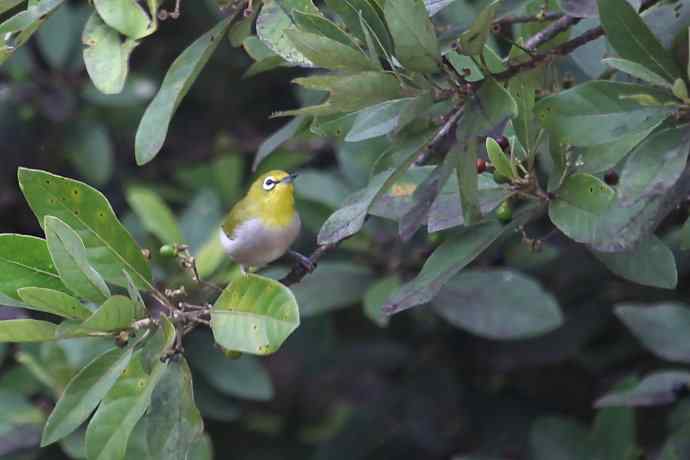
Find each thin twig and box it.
[523,15,580,50]
[279,243,336,286]
[414,107,464,166]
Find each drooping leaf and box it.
[363,276,399,327]
[598,0,680,82]
[126,186,183,244]
[615,303,690,363]
[384,204,540,315]
[253,116,308,171]
[145,358,203,460]
[457,0,498,55]
[548,173,615,243]
[17,288,92,320]
[92,0,152,39]
[456,136,481,225]
[617,126,690,206]
[41,346,134,447]
[81,295,139,332]
[0,234,68,301]
[256,0,312,66]
[486,137,515,180]
[383,0,440,72]
[211,274,300,355]
[45,216,111,304]
[0,319,58,342]
[593,236,677,289]
[285,29,375,71]
[534,81,676,147]
[603,58,673,88]
[433,269,563,339]
[345,97,427,142]
[135,17,232,165]
[82,13,138,96]
[596,371,690,407]
[17,168,152,290]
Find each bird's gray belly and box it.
[219,216,300,267]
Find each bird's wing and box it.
[221,197,252,240]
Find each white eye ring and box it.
[263,177,276,191]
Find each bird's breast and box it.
[219,214,300,268]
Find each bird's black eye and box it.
[263,177,276,191]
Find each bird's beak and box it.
[281,173,298,184]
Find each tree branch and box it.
[523,15,581,50]
[279,243,336,286]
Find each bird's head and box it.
[247,170,298,213]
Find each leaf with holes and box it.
[211,274,300,355]
[45,216,111,304]
[0,234,68,301]
[17,168,152,291]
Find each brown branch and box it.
[414,107,464,166]
[523,15,581,50]
[279,243,336,286]
[493,11,562,28]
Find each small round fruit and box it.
[476,158,487,173]
[496,201,513,223]
[493,171,511,184]
[159,245,176,257]
[604,170,619,186]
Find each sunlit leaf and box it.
[17,287,92,320]
[82,295,139,332]
[0,319,57,343]
[92,0,152,39]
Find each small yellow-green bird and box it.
[220,170,307,273]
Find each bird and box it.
[219,170,309,274]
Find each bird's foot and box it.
[288,250,316,273]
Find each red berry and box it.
[476,158,487,173]
[604,170,619,186]
[496,135,510,152]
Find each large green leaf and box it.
[125,186,183,244]
[92,0,152,39]
[616,303,690,363]
[41,346,134,446]
[618,126,690,206]
[509,72,538,157]
[456,137,481,225]
[383,205,540,315]
[534,81,676,146]
[432,269,563,339]
[461,78,518,136]
[211,274,300,355]
[256,0,312,66]
[135,18,231,165]
[285,29,374,71]
[577,124,658,174]
[383,0,439,72]
[18,168,152,290]
[82,12,138,95]
[593,236,677,289]
[85,322,174,460]
[457,0,498,55]
[318,133,431,245]
[345,96,430,142]
[598,0,680,82]
[596,371,690,407]
[548,173,615,243]
[0,319,58,342]
[603,58,672,88]
[45,216,111,304]
[82,295,139,332]
[0,234,68,300]
[324,0,393,55]
[17,287,92,320]
[145,358,203,460]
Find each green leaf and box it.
[596,371,690,407]
[135,18,231,165]
[253,116,308,171]
[432,269,563,339]
[673,78,689,101]
[681,215,690,250]
[0,0,64,66]
[285,29,375,71]
[292,10,359,47]
[383,205,539,315]
[278,71,405,117]
[17,287,92,320]
[0,0,24,15]
[618,126,690,206]
[189,434,213,460]
[456,137,481,225]
[0,234,68,301]
[590,378,637,460]
[345,97,425,142]
[509,72,538,157]
[615,302,690,363]
[82,295,139,332]
[324,0,393,55]
[363,276,399,327]
[125,186,183,244]
[461,78,518,136]
[598,0,679,82]
[186,332,274,401]
[486,137,514,179]
[211,274,300,356]
[45,216,111,304]
[256,0,312,66]
[384,0,439,72]
[82,12,138,95]
[41,346,134,447]
[457,0,498,55]
[18,168,152,291]
[534,81,676,146]
[92,0,152,39]
[85,348,166,460]
[145,358,203,460]
[548,173,615,243]
[576,124,657,174]
[317,133,432,245]
[593,236,677,289]
[123,270,147,320]
[603,57,672,88]
[0,319,58,342]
